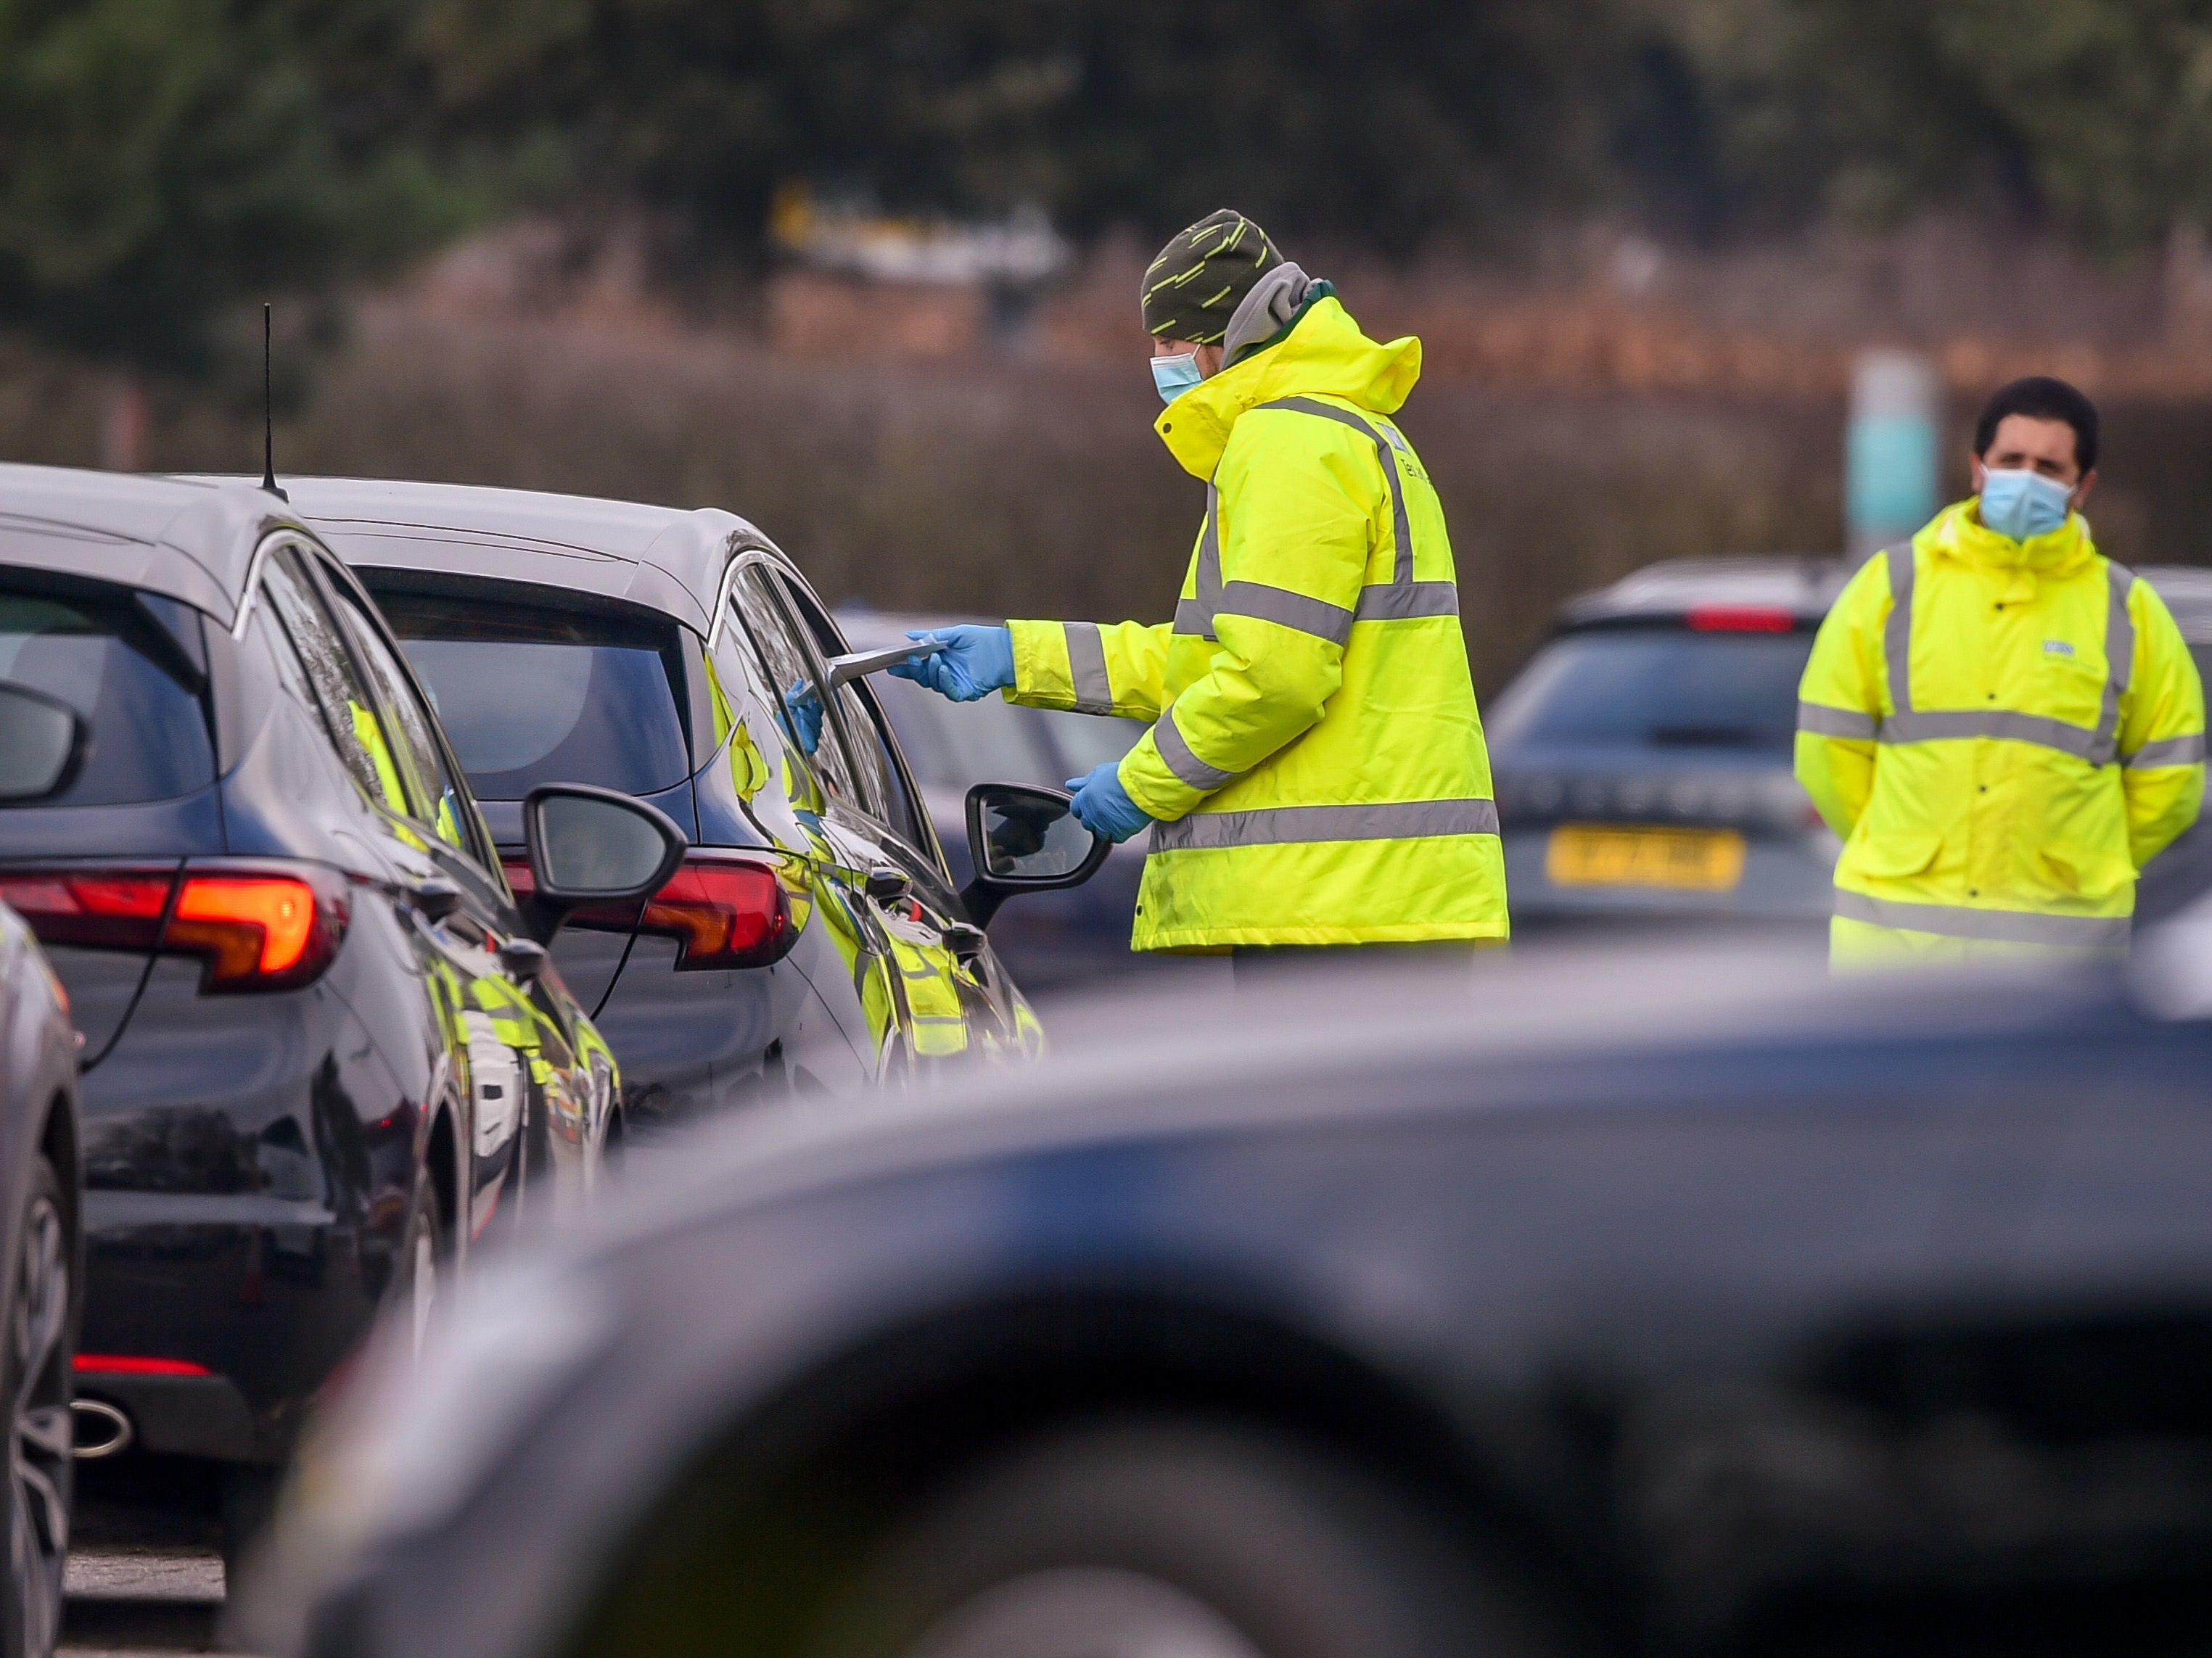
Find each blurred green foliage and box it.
[9,0,2212,375]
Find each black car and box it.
[0,682,91,1657]
[253,933,2212,1658]
[266,477,1093,1126]
[1489,557,1848,933]
[0,463,675,1570]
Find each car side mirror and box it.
[0,682,87,804]
[961,783,1110,928]
[518,784,687,944]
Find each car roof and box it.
[2136,566,2212,643]
[1561,556,1851,628]
[187,476,784,638]
[0,462,321,624]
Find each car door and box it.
[719,560,908,1075]
[297,553,592,1234]
[773,576,1029,1062]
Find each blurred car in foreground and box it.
[2131,566,2212,923]
[0,464,664,1571]
[1489,557,1849,933]
[836,609,1159,991]
[255,929,2212,1658]
[267,479,1091,1118]
[0,682,90,1657]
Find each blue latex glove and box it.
[1066,761,1154,844]
[782,681,824,754]
[887,624,1015,703]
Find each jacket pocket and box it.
[1852,833,1941,880]
[2039,841,2134,899]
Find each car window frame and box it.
[720,554,876,809]
[766,566,942,865]
[308,552,509,891]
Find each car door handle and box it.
[944,922,987,964]
[407,878,465,923]
[865,866,912,903]
[498,939,548,983]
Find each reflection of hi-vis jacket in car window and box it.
[1798,502,2205,965]
[881,911,971,1059]
[1006,298,1507,950]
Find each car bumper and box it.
[1503,826,1838,928]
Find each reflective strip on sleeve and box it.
[1151,797,1500,851]
[1354,582,1458,620]
[1882,543,1916,715]
[1064,622,1116,714]
[2124,733,2208,769]
[1215,581,1354,645]
[1257,397,1415,585]
[1833,889,2131,948]
[1798,701,1879,740]
[1173,598,1213,638]
[1153,704,1242,791]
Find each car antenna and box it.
[260,302,287,503]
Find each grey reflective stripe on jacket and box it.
[1151,797,1500,853]
[1832,889,2131,949]
[1064,622,1116,715]
[1172,397,1459,643]
[1801,543,2142,766]
[1154,704,1242,792]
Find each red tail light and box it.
[1687,605,1797,632]
[505,852,794,971]
[75,1353,213,1377]
[0,862,348,993]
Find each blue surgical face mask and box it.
[1151,352,1204,404]
[1978,467,2074,542]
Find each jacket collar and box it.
[1920,498,2095,602]
[1153,297,1423,480]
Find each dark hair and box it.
[1973,376,2100,474]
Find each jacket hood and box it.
[1155,297,1423,480]
[1920,498,2096,603]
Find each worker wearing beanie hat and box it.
[895,210,1508,968]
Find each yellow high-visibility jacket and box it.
[1006,296,1507,950]
[1797,500,2205,963]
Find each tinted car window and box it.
[258,545,407,813]
[728,567,873,812]
[371,590,691,802]
[327,585,472,855]
[0,582,213,806]
[1486,629,1816,754]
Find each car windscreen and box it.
[0,580,214,805]
[1486,627,1816,754]
[370,587,692,801]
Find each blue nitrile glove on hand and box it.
[888,625,1015,703]
[1066,761,1154,844]
[782,681,824,754]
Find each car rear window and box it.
[370,588,691,801]
[1487,627,1816,754]
[0,582,214,805]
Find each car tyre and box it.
[808,1420,1558,1658]
[4,1156,71,1658]
[395,1177,446,1364]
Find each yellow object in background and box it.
[1547,824,1746,891]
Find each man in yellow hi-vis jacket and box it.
[893,210,1507,961]
[1798,376,2204,965]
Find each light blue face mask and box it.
[1151,352,1204,404]
[1979,467,2074,542]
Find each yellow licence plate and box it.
[1546,823,1746,891]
